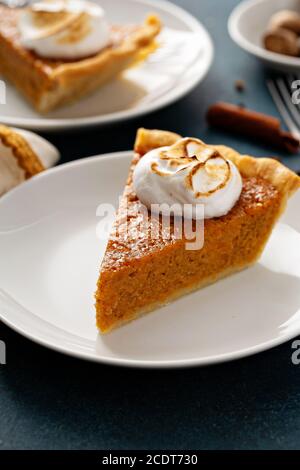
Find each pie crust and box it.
[135,128,300,198]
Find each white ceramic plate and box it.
[0,0,213,132]
[229,0,300,73]
[0,151,300,368]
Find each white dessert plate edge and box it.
[0,151,299,369]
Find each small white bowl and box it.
[228,0,300,73]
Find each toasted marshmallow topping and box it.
[133,138,243,219]
[18,0,110,60]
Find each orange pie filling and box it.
[97,175,281,332]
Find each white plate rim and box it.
[0,0,214,132]
[228,0,300,69]
[0,150,300,369]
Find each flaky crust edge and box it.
[134,128,300,199]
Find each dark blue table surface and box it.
[1,0,300,450]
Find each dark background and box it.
[1,0,300,450]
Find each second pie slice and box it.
[95,128,300,333]
[0,1,161,113]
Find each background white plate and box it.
[0,152,300,368]
[0,0,213,132]
[228,0,300,73]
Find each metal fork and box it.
[267,76,300,141]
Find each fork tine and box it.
[289,74,300,112]
[288,74,298,94]
[276,78,300,126]
[267,79,300,139]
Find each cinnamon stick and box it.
[207,102,300,154]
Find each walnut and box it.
[264,27,300,57]
[269,10,300,35]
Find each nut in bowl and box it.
[264,10,300,57]
[229,0,300,73]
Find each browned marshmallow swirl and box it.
[133,138,243,219]
[19,0,110,60]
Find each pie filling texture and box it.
[95,129,300,333]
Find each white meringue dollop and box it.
[18,0,110,60]
[133,137,243,220]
